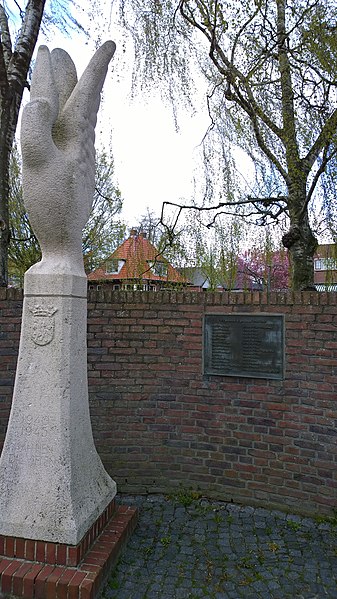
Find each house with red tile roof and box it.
[88,229,187,291]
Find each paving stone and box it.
[99,494,337,599]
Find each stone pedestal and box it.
[0,40,138,598]
[0,273,138,599]
[0,272,116,544]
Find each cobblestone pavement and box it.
[100,494,337,599]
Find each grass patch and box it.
[287,520,301,532]
[167,487,202,507]
[313,509,337,527]
[160,535,171,547]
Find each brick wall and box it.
[0,289,22,445]
[1,287,336,515]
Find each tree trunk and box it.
[282,179,318,291]
[0,0,46,286]
[276,0,318,291]
[0,97,12,287]
[0,88,23,286]
[283,221,317,291]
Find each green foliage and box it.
[313,509,337,527]
[169,213,240,290]
[301,6,337,80]
[168,487,202,507]
[286,519,301,532]
[8,146,41,287]
[160,535,171,547]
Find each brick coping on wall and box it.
[2,286,337,305]
[87,288,337,307]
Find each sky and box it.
[32,1,211,228]
[14,1,335,249]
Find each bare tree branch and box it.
[304,108,337,171]
[302,145,337,218]
[13,1,25,21]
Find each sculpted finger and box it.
[50,48,77,112]
[63,41,116,125]
[31,45,59,124]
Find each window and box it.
[148,261,168,277]
[122,283,146,291]
[113,284,120,290]
[106,259,125,274]
[314,258,337,271]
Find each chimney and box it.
[129,228,137,237]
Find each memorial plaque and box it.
[204,314,284,379]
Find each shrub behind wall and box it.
[1,287,336,515]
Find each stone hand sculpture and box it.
[21,41,116,275]
[0,42,117,544]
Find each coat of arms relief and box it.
[29,305,58,346]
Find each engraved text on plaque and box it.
[204,314,284,379]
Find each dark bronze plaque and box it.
[204,314,284,379]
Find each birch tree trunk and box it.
[276,0,317,290]
[0,0,46,286]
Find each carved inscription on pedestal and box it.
[204,314,284,379]
[17,414,57,467]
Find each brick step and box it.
[0,504,138,599]
[0,499,117,568]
